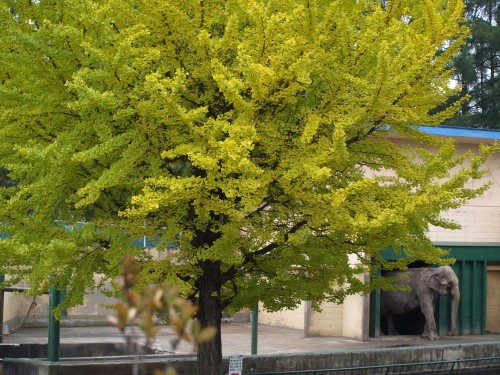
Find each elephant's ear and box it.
[426,274,440,292]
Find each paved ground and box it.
[4,323,500,357]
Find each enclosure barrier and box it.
[0,285,38,344]
[0,282,60,361]
[244,356,500,375]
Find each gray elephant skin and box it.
[380,266,460,340]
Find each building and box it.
[259,126,500,339]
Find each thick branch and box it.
[220,220,307,284]
[346,123,381,146]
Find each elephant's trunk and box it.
[449,285,460,336]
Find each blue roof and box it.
[419,126,500,140]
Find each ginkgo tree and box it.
[0,0,497,373]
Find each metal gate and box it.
[438,260,487,336]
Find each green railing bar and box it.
[251,309,258,355]
[0,274,4,344]
[482,260,488,334]
[47,286,61,362]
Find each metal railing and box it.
[244,356,500,374]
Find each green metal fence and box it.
[244,356,500,374]
[373,245,500,337]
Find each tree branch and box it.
[220,220,307,285]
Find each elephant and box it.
[380,266,460,340]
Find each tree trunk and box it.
[197,261,224,375]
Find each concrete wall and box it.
[425,144,500,243]
[308,272,369,339]
[2,280,116,334]
[258,302,305,331]
[3,292,37,332]
[5,341,500,374]
[2,278,49,333]
[258,296,367,340]
[259,287,369,340]
[238,343,500,374]
[308,301,343,336]
[342,292,370,340]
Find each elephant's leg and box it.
[421,301,434,337]
[422,321,430,337]
[420,299,439,340]
[379,316,385,336]
[386,314,399,335]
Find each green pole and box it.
[48,286,61,362]
[251,308,258,355]
[0,274,4,344]
[369,289,381,337]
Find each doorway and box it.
[370,247,494,338]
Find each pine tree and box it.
[445,0,500,128]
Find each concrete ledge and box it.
[0,342,155,359]
[4,316,114,332]
[241,341,500,373]
[2,356,199,375]
[2,341,500,375]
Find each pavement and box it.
[3,323,500,357]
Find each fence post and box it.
[251,308,258,355]
[48,285,61,362]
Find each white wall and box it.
[308,301,343,336]
[2,278,116,333]
[419,142,500,244]
[258,301,305,330]
[342,274,370,340]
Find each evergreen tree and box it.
[445,0,500,128]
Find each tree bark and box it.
[197,261,224,375]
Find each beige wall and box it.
[259,272,370,339]
[308,301,343,336]
[258,302,305,331]
[426,144,500,244]
[259,294,368,340]
[2,279,115,333]
[3,293,38,329]
[342,293,370,340]
[2,278,48,333]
